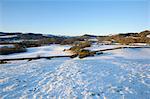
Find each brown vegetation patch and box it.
[0,44,26,55]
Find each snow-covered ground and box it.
[85,44,149,51]
[0,44,15,48]
[0,35,18,38]
[85,44,128,51]
[0,44,72,59]
[0,45,150,99]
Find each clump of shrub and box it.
[75,41,91,48]
[69,41,91,53]
[0,61,7,64]
[61,37,84,45]
[69,46,81,53]
[68,41,98,58]
[21,41,41,47]
[78,49,96,58]
[0,44,26,55]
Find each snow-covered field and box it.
[85,44,127,51]
[0,45,150,99]
[0,44,15,48]
[0,44,72,59]
[85,44,149,51]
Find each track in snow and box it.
[33,60,86,98]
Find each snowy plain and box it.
[0,44,150,99]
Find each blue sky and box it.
[0,0,149,36]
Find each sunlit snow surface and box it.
[0,45,150,99]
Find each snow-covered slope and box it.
[85,44,128,51]
[86,44,149,51]
[109,48,150,59]
[0,44,72,59]
[0,44,15,48]
[0,47,150,99]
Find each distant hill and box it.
[0,32,22,36]
[103,30,150,44]
[112,30,150,37]
[138,30,150,37]
[0,30,150,45]
[0,32,63,41]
